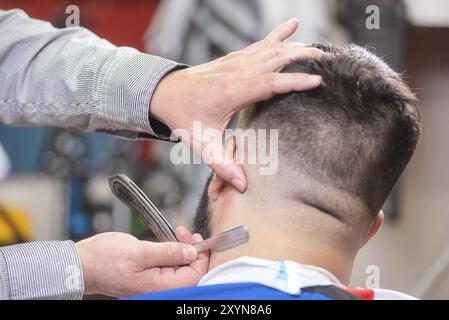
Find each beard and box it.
[193,174,213,239]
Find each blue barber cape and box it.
[124,283,335,300]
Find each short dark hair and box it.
[238,43,422,218]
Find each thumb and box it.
[138,241,198,267]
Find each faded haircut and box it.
[237,43,422,219]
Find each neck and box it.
[208,194,357,284]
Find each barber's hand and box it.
[76,227,209,298]
[151,18,323,192]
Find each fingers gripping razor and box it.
[108,174,249,252]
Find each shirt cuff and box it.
[0,241,84,300]
[0,250,11,300]
[99,51,182,141]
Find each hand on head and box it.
[151,18,324,193]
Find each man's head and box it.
[194,43,422,281]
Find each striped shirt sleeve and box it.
[0,8,181,140]
[0,241,83,300]
[0,8,185,300]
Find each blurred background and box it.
[0,0,448,299]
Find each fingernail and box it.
[231,178,245,192]
[183,246,198,263]
[193,233,203,241]
[312,47,325,55]
[288,17,299,26]
[308,75,322,84]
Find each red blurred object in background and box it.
[0,0,160,51]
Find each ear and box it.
[209,136,238,202]
[361,210,384,247]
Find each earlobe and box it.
[208,174,226,202]
[208,136,240,202]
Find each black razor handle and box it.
[108,174,177,242]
